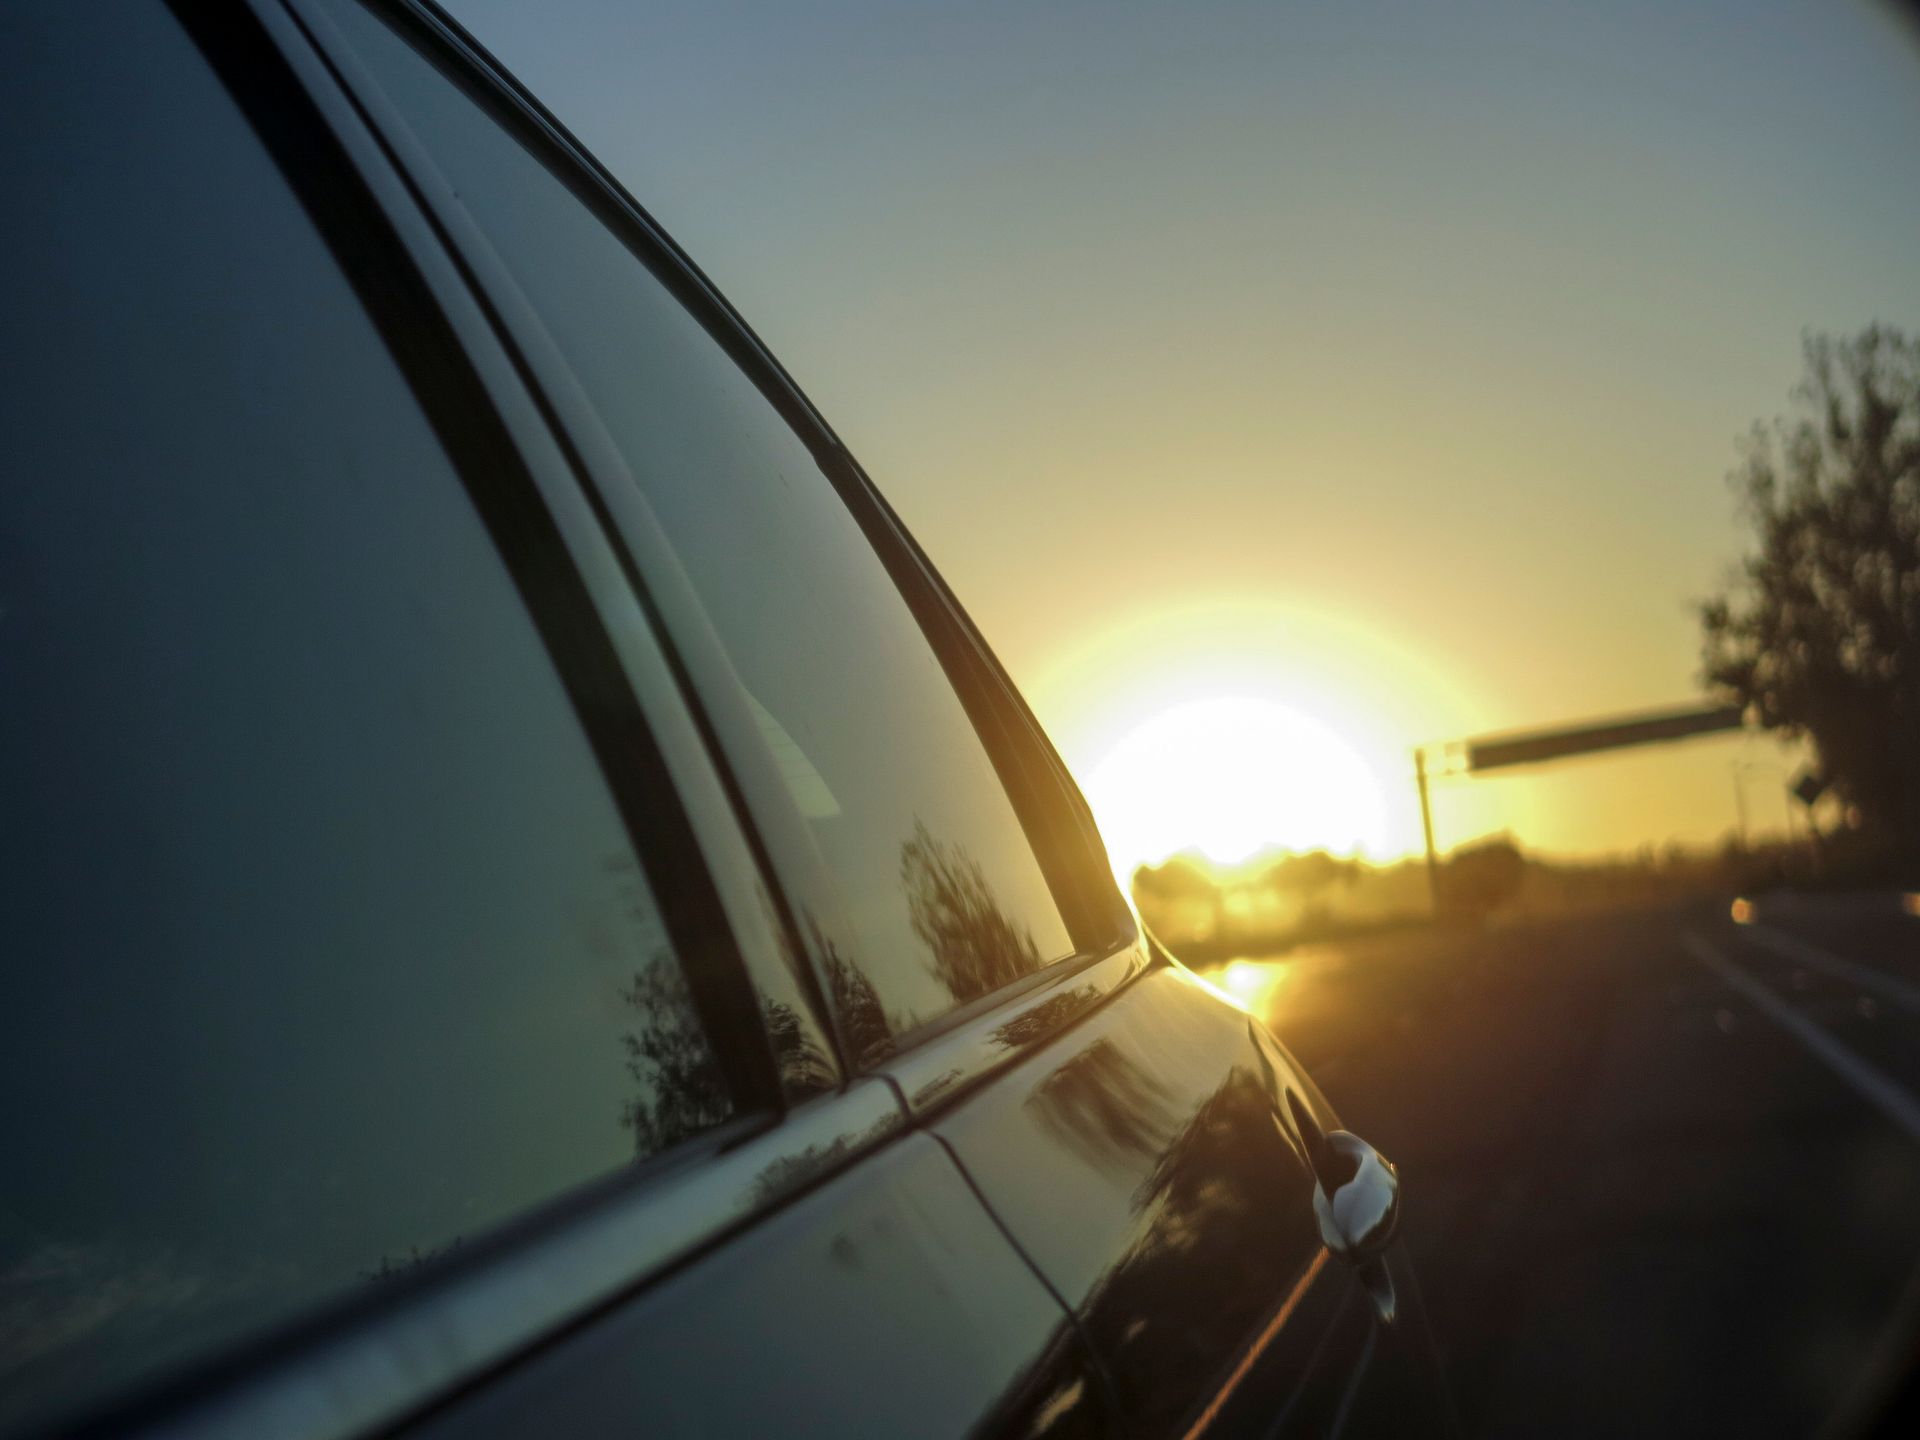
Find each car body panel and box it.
[389,1133,1110,1440]
[881,939,1154,1116]
[926,959,1377,1437]
[113,1087,904,1440]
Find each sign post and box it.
[1413,702,1747,918]
[1414,747,1440,915]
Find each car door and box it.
[0,4,1107,1437]
[905,942,1439,1438]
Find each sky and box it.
[446,0,1920,868]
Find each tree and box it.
[1130,853,1225,941]
[1702,325,1920,863]
[1131,854,1216,903]
[1259,850,1359,911]
[1444,835,1526,916]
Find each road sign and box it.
[1463,704,1746,773]
[1413,700,1752,918]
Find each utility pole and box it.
[1414,703,1748,916]
[1414,747,1440,916]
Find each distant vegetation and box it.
[1138,321,1920,958]
[1130,831,1870,961]
[1701,324,1920,874]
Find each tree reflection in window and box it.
[619,957,731,1158]
[763,995,837,1099]
[900,820,1046,1006]
[820,928,897,1070]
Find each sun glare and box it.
[1085,696,1389,875]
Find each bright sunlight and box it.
[1084,696,1389,875]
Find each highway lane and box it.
[1216,894,1920,1437]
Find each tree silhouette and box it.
[989,987,1097,1052]
[1443,835,1526,917]
[758,885,840,1099]
[1130,854,1225,940]
[899,820,1043,1004]
[1259,849,1361,927]
[1025,1039,1181,1178]
[1131,854,1216,903]
[762,996,837,1099]
[1258,849,1360,898]
[618,957,731,1158]
[1702,325,1920,861]
[808,915,898,1070]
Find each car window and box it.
[0,6,733,1430]
[315,0,1079,1053]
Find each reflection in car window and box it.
[320,0,1078,1048]
[0,6,728,1430]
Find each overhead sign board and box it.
[1464,704,1746,773]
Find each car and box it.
[0,1,1450,1435]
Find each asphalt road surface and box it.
[1219,892,1920,1438]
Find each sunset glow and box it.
[1085,696,1389,875]
[459,0,1920,866]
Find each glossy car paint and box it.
[920,958,1370,1436]
[392,1133,1111,1440]
[119,1088,905,1440]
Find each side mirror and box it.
[1285,1093,1403,1323]
[1309,1130,1401,1261]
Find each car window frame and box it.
[32,4,910,1437]
[287,0,1143,1075]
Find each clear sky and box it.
[447,0,1920,868]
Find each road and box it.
[1217,892,1920,1438]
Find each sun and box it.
[1084,696,1389,874]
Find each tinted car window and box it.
[0,6,729,1429]
[318,0,1078,1049]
